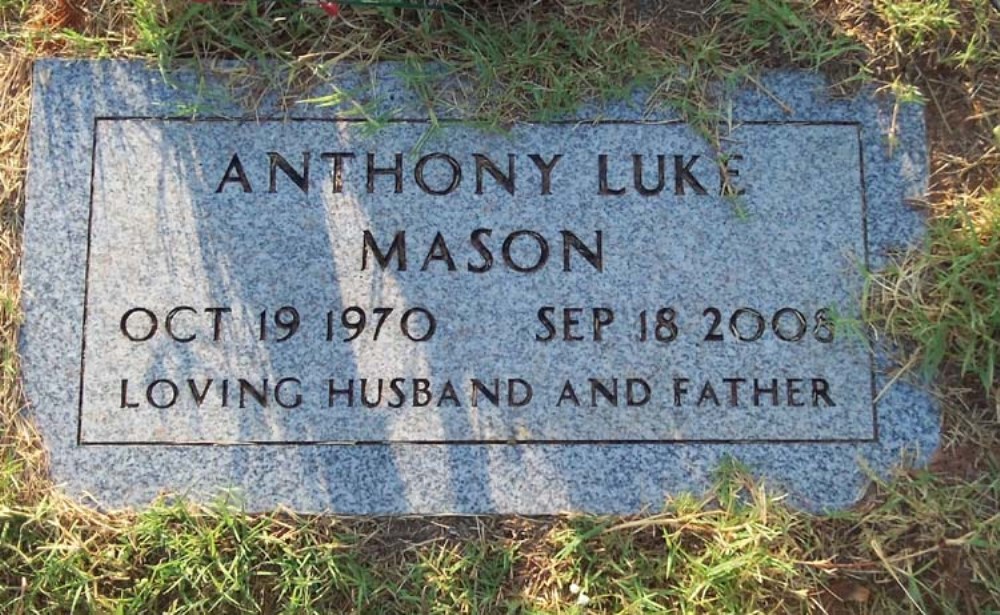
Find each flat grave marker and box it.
[21,61,939,513]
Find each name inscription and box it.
[78,119,874,444]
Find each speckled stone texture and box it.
[22,60,937,513]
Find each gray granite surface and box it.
[21,60,938,513]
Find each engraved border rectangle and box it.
[77,118,877,446]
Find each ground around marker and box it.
[1,1,998,612]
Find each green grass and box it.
[870,189,1000,392]
[0,0,999,612]
[115,0,870,137]
[0,460,996,612]
[875,0,960,49]
[714,0,865,70]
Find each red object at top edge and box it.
[190,0,341,17]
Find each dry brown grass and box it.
[0,27,45,508]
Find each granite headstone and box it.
[21,60,938,513]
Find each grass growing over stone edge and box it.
[0,0,998,612]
